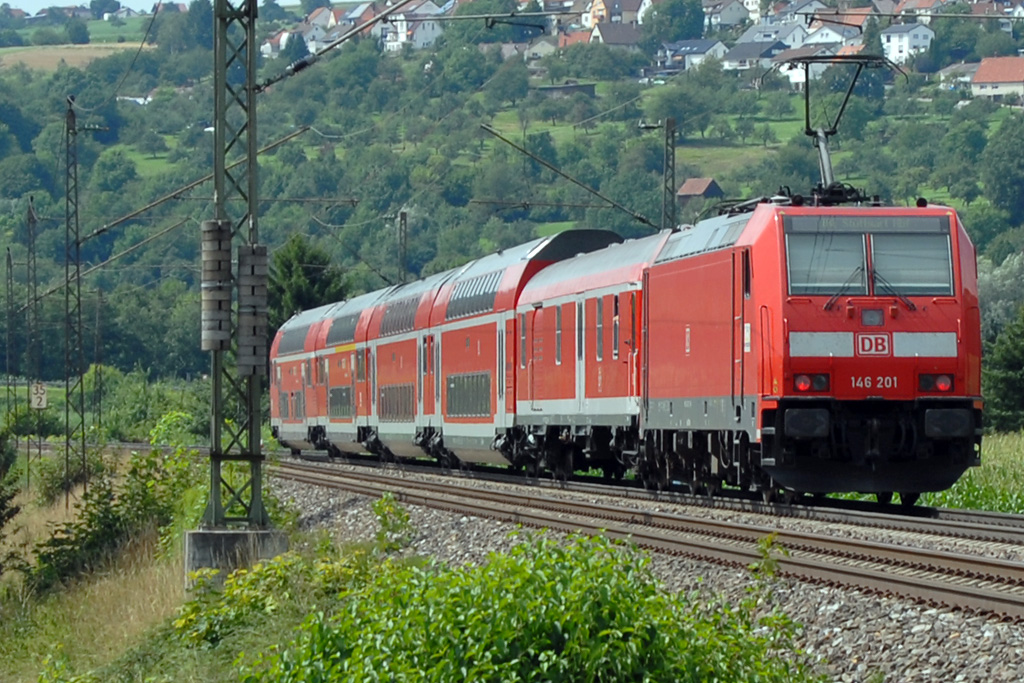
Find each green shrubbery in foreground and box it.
[167,532,819,683]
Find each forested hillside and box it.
[3,0,1024,390]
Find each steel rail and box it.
[33,441,1024,543]
[273,460,1024,621]
[287,452,1024,544]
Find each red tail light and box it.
[919,374,954,392]
[794,374,829,392]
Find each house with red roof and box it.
[677,178,724,208]
[971,56,1024,103]
[969,2,1013,34]
[892,0,946,24]
[559,30,591,48]
[810,7,877,32]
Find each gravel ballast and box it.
[273,476,1024,682]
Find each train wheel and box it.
[526,460,540,479]
[876,491,893,505]
[761,487,777,504]
[602,463,624,481]
[554,450,573,486]
[899,492,921,507]
[782,489,802,506]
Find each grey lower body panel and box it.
[644,396,758,436]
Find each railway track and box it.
[290,451,1024,546]
[28,440,1024,544]
[273,458,1024,621]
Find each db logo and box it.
[856,333,891,356]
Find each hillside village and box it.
[258,0,1024,99]
[3,0,1024,100]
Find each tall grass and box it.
[920,432,1024,512]
[1,501,185,682]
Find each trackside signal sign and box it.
[31,382,47,409]
[856,333,891,357]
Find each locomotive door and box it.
[640,271,651,424]
[575,301,585,414]
[732,249,749,417]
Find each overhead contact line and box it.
[480,124,659,231]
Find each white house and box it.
[971,56,1024,102]
[658,39,729,70]
[722,40,788,70]
[381,0,443,52]
[637,0,655,22]
[703,0,749,28]
[893,0,946,25]
[772,44,837,88]
[804,24,859,46]
[742,0,761,23]
[774,0,828,24]
[736,22,808,49]
[260,28,302,59]
[880,22,934,64]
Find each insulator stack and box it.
[201,220,232,351]
[237,244,268,375]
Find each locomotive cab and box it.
[760,207,983,495]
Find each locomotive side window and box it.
[742,250,752,299]
[786,233,867,296]
[871,233,953,296]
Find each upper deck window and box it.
[871,233,953,296]
[786,233,867,296]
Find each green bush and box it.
[0,471,21,579]
[239,534,822,683]
[34,447,109,506]
[0,422,16,477]
[27,413,206,592]
[175,553,313,647]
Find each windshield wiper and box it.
[823,265,865,311]
[873,269,917,311]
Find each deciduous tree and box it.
[640,0,703,53]
[980,113,1024,223]
[983,303,1024,431]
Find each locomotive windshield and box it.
[784,215,954,298]
[871,233,953,296]
[786,233,867,296]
